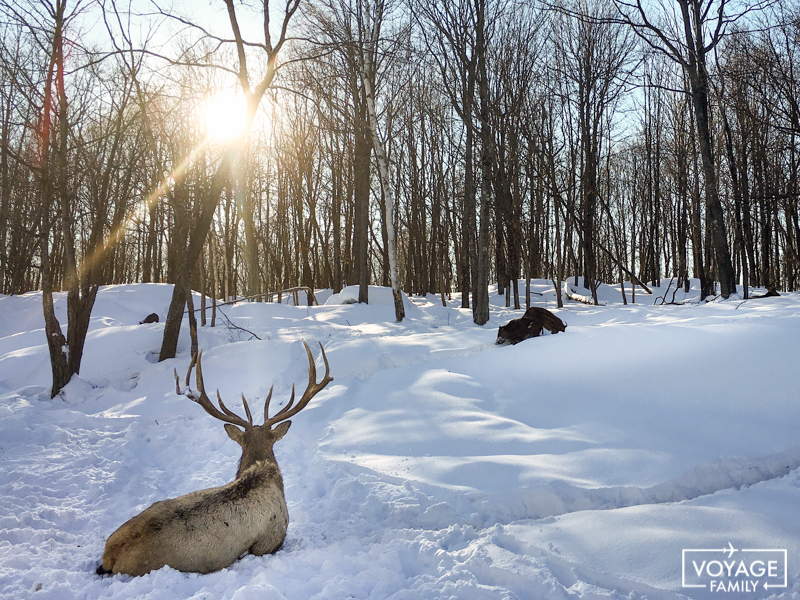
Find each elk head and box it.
[174,340,333,477]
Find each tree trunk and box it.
[680,1,735,298]
[41,245,70,397]
[353,92,371,304]
[358,1,403,321]
[40,1,99,396]
[473,0,493,326]
[242,179,261,298]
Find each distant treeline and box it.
[1,0,798,314]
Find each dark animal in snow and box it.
[496,306,566,345]
[139,313,159,324]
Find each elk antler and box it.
[174,352,253,430]
[264,340,333,428]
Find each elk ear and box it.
[272,421,291,440]
[224,424,246,446]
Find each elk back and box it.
[98,463,288,576]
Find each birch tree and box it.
[356,0,404,321]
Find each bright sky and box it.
[72,0,294,70]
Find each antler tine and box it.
[241,393,254,426]
[262,385,274,424]
[174,352,198,394]
[279,384,296,417]
[185,352,197,388]
[174,352,252,430]
[215,390,242,420]
[265,340,333,427]
[194,351,206,391]
[264,384,296,425]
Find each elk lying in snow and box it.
[496,306,567,345]
[96,341,332,576]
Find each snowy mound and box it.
[324,284,411,307]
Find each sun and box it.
[202,89,248,141]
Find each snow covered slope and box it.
[1,281,798,599]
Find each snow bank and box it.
[325,285,416,311]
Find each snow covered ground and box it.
[0,279,798,599]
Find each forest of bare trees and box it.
[1,0,799,393]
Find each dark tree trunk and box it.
[332,151,343,293]
[681,2,735,298]
[473,0,493,326]
[42,245,70,397]
[41,3,100,397]
[354,96,371,304]
[462,113,476,310]
[720,107,749,297]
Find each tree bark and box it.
[473,0,492,325]
[353,88,371,304]
[358,0,404,321]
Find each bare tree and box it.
[611,0,741,298]
[554,0,636,304]
[2,0,142,396]
[355,0,405,321]
[412,0,480,312]
[154,0,300,361]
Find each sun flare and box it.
[202,89,247,141]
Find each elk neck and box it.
[235,428,281,479]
